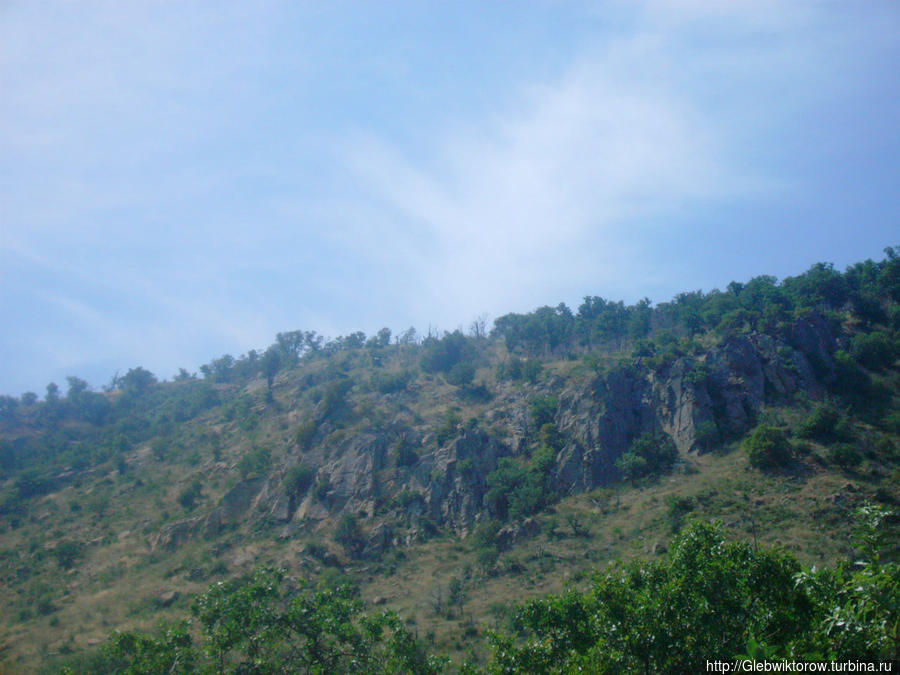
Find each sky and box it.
[1,1,899,396]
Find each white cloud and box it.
[337,38,756,322]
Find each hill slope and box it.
[2,249,900,671]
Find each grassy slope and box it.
[2,342,897,673]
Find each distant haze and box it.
[2,1,899,395]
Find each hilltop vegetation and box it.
[1,248,900,672]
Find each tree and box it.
[100,568,445,674]
[45,382,60,403]
[485,521,815,674]
[65,376,89,399]
[261,347,281,396]
[117,367,157,395]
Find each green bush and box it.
[850,331,896,370]
[98,568,444,674]
[320,378,354,420]
[486,446,556,520]
[237,447,271,479]
[334,513,364,557]
[798,403,842,441]
[529,396,558,429]
[177,479,203,511]
[616,432,678,480]
[744,425,792,470]
[497,357,543,383]
[445,361,476,387]
[827,443,862,469]
[665,495,696,533]
[283,464,315,498]
[295,419,317,450]
[371,370,414,394]
[391,439,419,467]
[485,513,900,672]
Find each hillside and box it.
[2,249,900,672]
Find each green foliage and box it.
[260,346,281,394]
[694,420,719,451]
[420,330,474,374]
[744,424,792,470]
[177,479,203,511]
[537,423,563,452]
[665,495,696,533]
[370,369,414,394]
[98,622,196,674]
[493,304,573,355]
[851,330,896,370]
[798,402,844,442]
[445,360,476,387]
[282,464,315,499]
[392,488,424,510]
[237,447,272,480]
[391,438,418,467]
[334,513,364,557]
[486,446,556,521]
[52,539,84,570]
[827,443,863,469]
[434,409,462,447]
[496,357,542,383]
[615,432,678,481]
[99,569,444,674]
[319,378,354,420]
[295,418,317,450]
[485,520,822,674]
[529,395,557,430]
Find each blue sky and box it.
[1,1,898,396]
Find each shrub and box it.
[694,421,719,451]
[420,331,473,374]
[529,396,558,429]
[295,419,317,450]
[334,513,364,557]
[744,425,792,470]
[497,357,543,383]
[53,540,84,570]
[320,379,354,420]
[314,477,330,502]
[177,479,203,510]
[283,464,315,498]
[666,496,696,533]
[850,331,896,370]
[616,432,678,480]
[391,439,419,467]
[237,447,271,479]
[445,361,476,387]
[538,423,563,452]
[434,410,462,447]
[827,443,862,469]
[798,403,842,442]
[371,370,413,394]
[393,488,424,510]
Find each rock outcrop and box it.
[553,318,838,494]
[413,429,511,535]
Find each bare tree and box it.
[469,313,489,339]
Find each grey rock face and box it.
[150,517,203,551]
[204,477,265,536]
[413,430,511,534]
[553,318,835,493]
